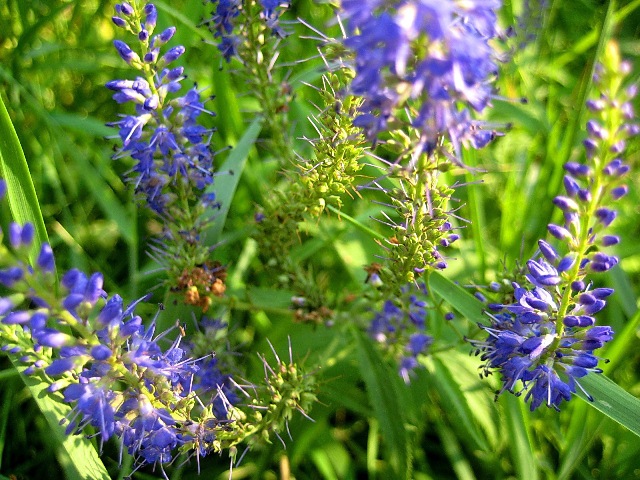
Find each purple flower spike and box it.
[36,328,73,348]
[0,298,14,316]
[97,294,124,326]
[538,240,559,263]
[117,3,134,16]
[2,311,31,325]
[563,175,580,197]
[112,16,127,28]
[571,280,585,292]
[589,252,619,272]
[610,140,626,154]
[29,312,47,330]
[586,120,605,139]
[577,188,592,202]
[144,3,158,31]
[591,288,614,298]
[45,357,77,376]
[583,299,606,315]
[407,333,432,356]
[563,315,595,327]
[556,254,577,273]
[160,46,185,66]
[155,27,176,46]
[91,345,112,361]
[8,223,22,249]
[0,267,24,287]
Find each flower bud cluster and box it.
[469,42,636,410]
[364,149,461,293]
[110,3,216,214]
[254,70,366,317]
[109,3,224,296]
[206,0,293,167]
[338,0,503,157]
[257,70,365,237]
[207,0,288,62]
[368,283,433,383]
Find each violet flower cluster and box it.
[110,2,217,214]
[339,0,503,156]
[369,283,433,383]
[0,224,240,473]
[0,230,315,475]
[208,0,288,62]
[470,48,636,410]
[110,2,228,297]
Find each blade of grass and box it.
[203,117,263,245]
[8,357,110,480]
[434,419,476,480]
[504,394,539,480]
[0,92,49,264]
[353,327,413,479]
[575,374,640,437]
[428,271,485,324]
[430,356,490,452]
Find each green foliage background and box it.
[0,0,639,479]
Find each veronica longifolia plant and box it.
[470,43,636,410]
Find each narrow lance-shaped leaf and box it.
[353,327,413,479]
[203,117,263,245]
[0,93,49,264]
[9,357,110,480]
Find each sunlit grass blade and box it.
[460,147,487,283]
[576,374,640,437]
[602,309,640,375]
[203,117,263,245]
[430,356,490,452]
[0,93,49,264]
[558,400,601,480]
[428,271,485,325]
[353,327,413,479]
[435,419,476,480]
[504,394,539,480]
[0,385,11,470]
[8,357,109,480]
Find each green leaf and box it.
[430,356,489,451]
[0,92,49,264]
[434,419,476,480]
[428,271,485,324]
[203,117,263,245]
[353,328,412,479]
[504,394,539,480]
[8,357,109,480]
[577,374,640,438]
